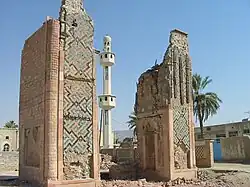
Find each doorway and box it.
[145,133,156,170]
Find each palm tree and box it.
[127,111,137,136]
[192,73,222,139]
[4,120,18,128]
[114,138,121,144]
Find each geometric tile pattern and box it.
[195,145,205,159]
[169,31,192,169]
[180,55,187,105]
[60,1,94,155]
[173,105,190,150]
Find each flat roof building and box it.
[194,120,250,141]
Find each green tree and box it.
[4,120,18,128]
[127,111,137,136]
[123,137,133,143]
[192,73,222,139]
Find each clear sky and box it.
[1,0,250,130]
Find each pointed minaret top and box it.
[61,0,83,11]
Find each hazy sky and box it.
[1,0,250,129]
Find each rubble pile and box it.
[165,177,203,186]
[101,179,165,187]
[101,169,236,187]
[165,170,228,186]
[101,178,230,187]
[109,161,138,180]
[197,169,211,181]
[100,154,116,170]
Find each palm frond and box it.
[126,111,138,136]
[4,121,18,128]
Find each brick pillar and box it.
[188,105,196,168]
[91,59,100,180]
[205,140,214,167]
[57,48,64,180]
[163,105,174,179]
[44,20,60,181]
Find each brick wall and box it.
[0,152,19,172]
[221,136,250,161]
[101,148,136,163]
[195,140,214,168]
[19,19,60,184]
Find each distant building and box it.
[0,128,19,151]
[195,120,250,142]
[114,130,133,141]
[99,130,134,148]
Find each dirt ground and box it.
[1,170,250,187]
[1,164,250,186]
[101,169,250,187]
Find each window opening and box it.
[3,144,9,152]
[104,66,108,80]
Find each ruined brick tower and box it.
[135,29,197,181]
[19,0,99,186]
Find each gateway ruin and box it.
[19,0,99,186]
[135,29,197,181]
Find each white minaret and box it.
[98,35,116,149]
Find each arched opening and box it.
[3,143,10,152]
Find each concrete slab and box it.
[212,163,250,173]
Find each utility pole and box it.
[245,111,250,119]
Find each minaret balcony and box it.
[98,95,116,110]
[100,52,115,67]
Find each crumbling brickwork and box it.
[136,29,196,181]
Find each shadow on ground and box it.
[0,178,19,186]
